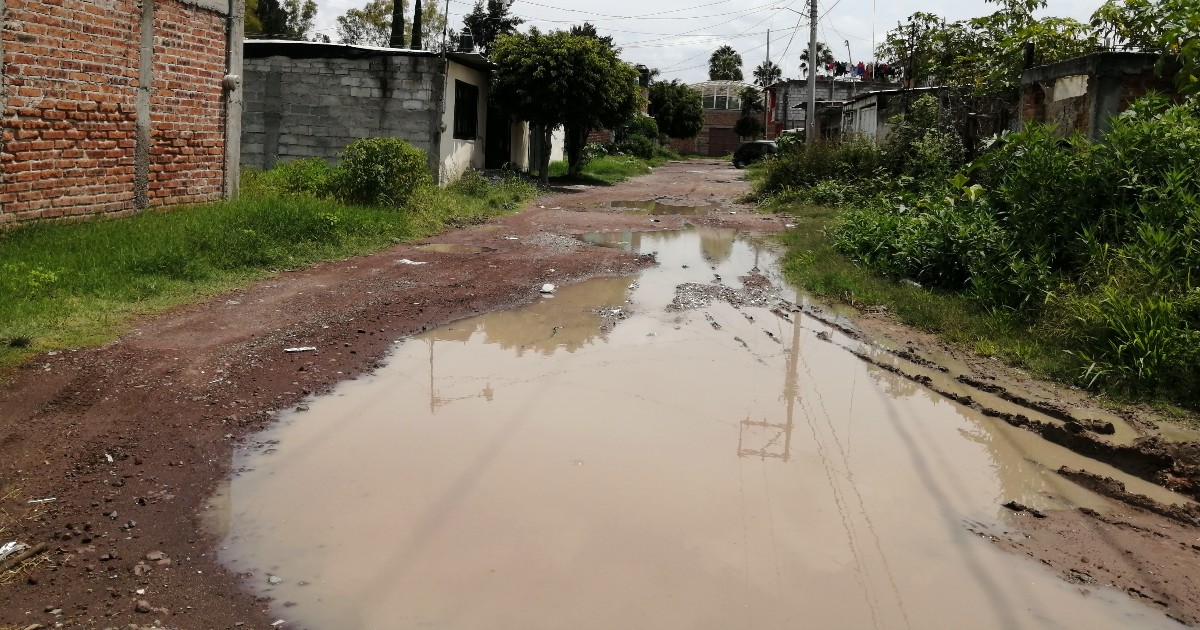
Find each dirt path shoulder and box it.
[0,160,780,629]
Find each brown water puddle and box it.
[608,199,724,215]
[208,229,1183,629]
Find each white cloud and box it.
[311,0,1107,84]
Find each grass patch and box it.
[0,170,536,370]
[547,154,669,186]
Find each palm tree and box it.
[799,42,835,76]
[753,60,782,87]
[708,45,744,81]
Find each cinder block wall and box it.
[0,0,238,224]
[241,53,442,174]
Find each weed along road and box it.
[4,161,1200,628]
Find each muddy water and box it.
[212,228,1182,629]
[608,199,723,215]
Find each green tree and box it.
[250,0,321,40]
[753,60,782,87]
[245,0,264,36]
[570,22,616,51]
[254,0,289,36]
[709,45,744,81]
[1093,0,1200,96]
[739,86,764,117]
[336,0,446,48]
[648,80,704,139]
[462,0,524,56]
[734,116,764,139]
[491,29,642,184]
[799,41,835,76]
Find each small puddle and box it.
[211,228,1183,629]
[608,199,723,215]
[414,243,493,254]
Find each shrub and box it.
[619,115,659,142]
[264,158,336,197]
[330,137,432,207]
[614,135,657,159]
[754,137,883,197]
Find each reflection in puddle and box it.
[608,199,723,215]
[414,243,493,254]
[214,228,1180,630]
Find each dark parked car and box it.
[732,140,777,168]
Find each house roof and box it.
[846,85,945,105]
[243,40,493,71]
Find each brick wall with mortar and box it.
[241,52,442,175]
[0,0,238,224]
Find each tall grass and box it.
[757,95,1200,409]
[0,165,536,368]
[547,154,663,185]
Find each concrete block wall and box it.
[241,54,442,172]
[0,0,238,224]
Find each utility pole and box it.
[806,0,818,145]
[764,29,770,139]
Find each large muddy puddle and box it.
[208,228,1184,629]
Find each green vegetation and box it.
[763,199,1064,371]
[755,94,1200,410]
[647,81,704,141]
[331,137,433,207]
[491,28,642,183]
[547,153,670,185]
[0,146,536,370]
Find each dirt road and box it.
[2,160,1200,628]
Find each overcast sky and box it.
[309,0,1107,84]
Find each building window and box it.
[454,80,479,140]
[715,95,727,110]
[703,95,716,109]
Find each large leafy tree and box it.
[335,0,446,48]
[250,0,322,40]
[709,45,744,81]
[753,60,782,87]
[491,29,642,184]
[245,0,264,36]
[570,22,616,51]
[878,1,1091,97]
[1093,0,1200,96]
[462,0,524,56]
[648,80,704,139]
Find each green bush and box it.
[754,137,882,197]
[619,115,659,142]
[267,158,337,197]
[330,137,432,207]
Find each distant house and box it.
[241,40,561,184]
[842,87,945,144]
[1,0,244,224]
[1019,51,1178,140]
[666,80,754,156]
[767,77,901,140]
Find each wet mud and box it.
[215,229,1184,629]
[607,199,724,215]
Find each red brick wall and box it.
[149,0,227,205]
[1,0,230,224]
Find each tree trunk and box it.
[565,125,588,178]
[539,126,553,187]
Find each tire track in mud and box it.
[669,272,1200,524]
